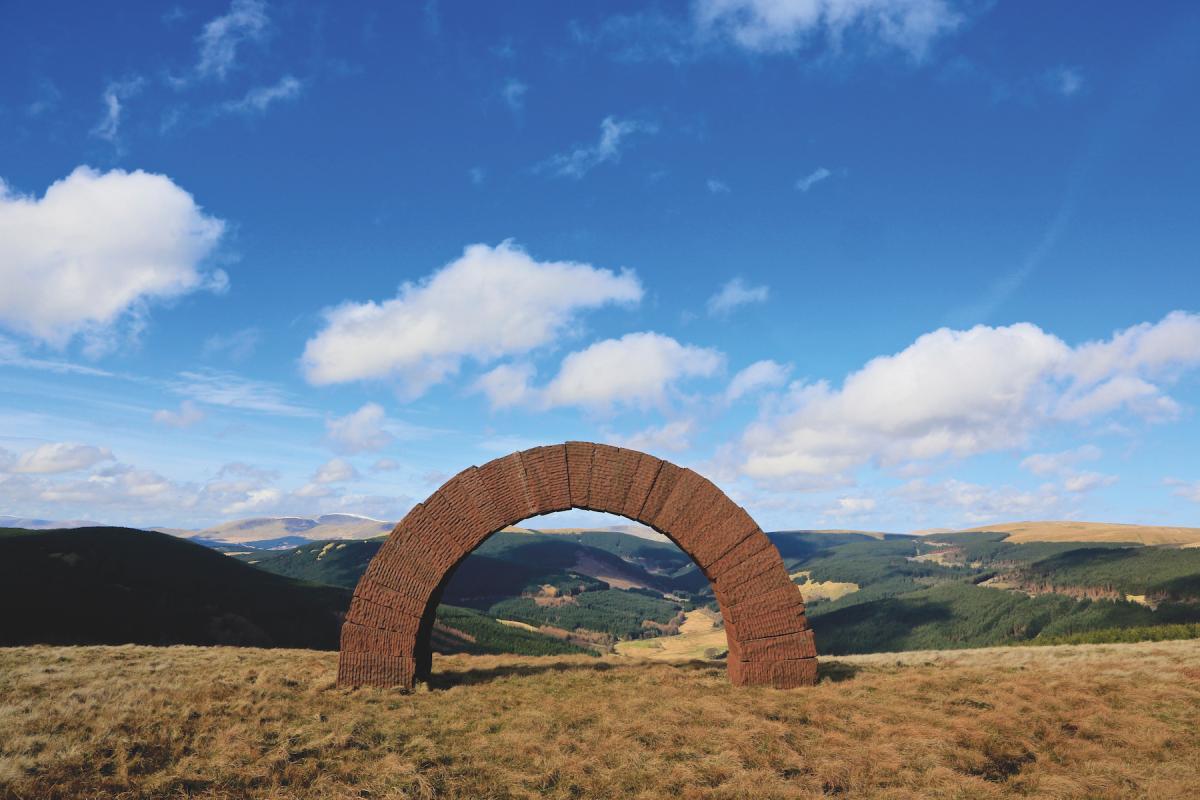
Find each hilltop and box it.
[2,641,1197,798]
[958,520,1200,546]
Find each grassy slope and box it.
[960,520,1200,546]
[786,531,1200,653]
[2,642,1198,799]
[0,527,349,650]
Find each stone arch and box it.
[337,442,816,689]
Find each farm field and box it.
[3,641,1199,799]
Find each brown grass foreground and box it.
[3,642,1200,799]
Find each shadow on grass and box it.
[816,660,860,683]
[427,659,620,689]
[426,657,849,690]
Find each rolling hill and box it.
[0,526,349,649]
[958,520,1200,546]
[0,527,592,658]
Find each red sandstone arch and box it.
[337,442,816,689]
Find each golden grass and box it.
[961,520,1200,546]
[3,640,1200,799]
[614,609,728,660]
[789,571,861,602]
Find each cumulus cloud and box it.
[220,75,303,114]
[0,167,226,350]
[736,312,1200,484]
[707,278,769,316]
[795,166,832,192]
[153,400,207,429]
[11,443,114,474]
[194,0,269,81]
[694,0,962,59]
[371,458,400,472]
[312,458,359,484]
[542,332,724,411]
[897,478,1067,524]
[302,241,643,394]
[707,178,731,194]
[1062,472,1117,493]
[326,403,394,454]
[824,496,876,518]
[474,363,537,410]
[541,116,656,179]
[476,333,723,412]
[609,419,695,453]
[726,359,791,401]
[221,487,284,515]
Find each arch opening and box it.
[338,442,817,689]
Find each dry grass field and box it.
[3,641,1200,799]
[961,520,1200,546]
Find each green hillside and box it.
[787,531,1200,654]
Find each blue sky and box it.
[1,0,1198,531]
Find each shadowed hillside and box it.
[0,527,348,649]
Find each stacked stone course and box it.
[337,441,817,689]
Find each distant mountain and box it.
[0,515,103,530]
[181,513,394,545]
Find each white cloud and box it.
[153,400,207,429]
[694,0,962,59]
[220,75,303,114]
[326,403,394,454]
[707,178,730,194]
[170,369,315,417]
[12,443,114,474]
[1062,472,1116,493]
[897,478,1066,525]
[195,0,269,81]
[1020,445,1102,477]
[707,277,769,316]
[313,457,359,484]
[474,363,537,410]
[0,167,226,350]
[541,116,656,179]
[202,327,260,361]
[824,496,876,518]
[795,166,832,192]
[468,167,486,185]
[541,332,723,411]
[502,78,528,112]
[1046,65,1084,97]
[610,419,695,453]
[726,359,791,401]
[221,487,283,515]
[91,77,145,144]
[302,241,643,393]
[736,313,1200,484]
[371,458,400,472]
[1166,479,1200,504]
